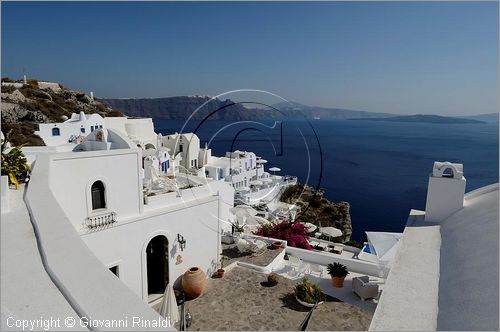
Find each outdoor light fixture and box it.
[177,234,186,251]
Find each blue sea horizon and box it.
[155,118,499,242]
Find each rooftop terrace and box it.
[153,239,383,331]
[171,267,373,331]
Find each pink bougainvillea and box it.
[255,220,312,250]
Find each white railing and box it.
[85,211,117,229]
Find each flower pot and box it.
[331,276,345,288]
[271,241,282,249]
[181,267,207,299]
[216,269,225,278]
[295,295,324,308]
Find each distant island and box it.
[350,114,486,124]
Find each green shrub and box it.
[1,131,31,189]
[1,85,16,93]
[267,273,279,286]
[294,278,324,304]
[280,184,303,202]
[0,123,45,146]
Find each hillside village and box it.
[1,78,123,146]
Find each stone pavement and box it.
[176,266,372,331]
[222,243,283,267]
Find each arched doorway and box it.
[146,235,169,302]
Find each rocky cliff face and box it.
[1,80,123,146]
[280,184,353,242]
[100,96,282,121]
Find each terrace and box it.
[157,237,385,331]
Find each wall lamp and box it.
[177,234,186,251]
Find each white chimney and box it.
[424,161,466,222]
[23,75,27,85]
[90,91,94,101]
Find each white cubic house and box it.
[35,111,104,146]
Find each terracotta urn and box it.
[181,267,207,299]
[332,276,345,288]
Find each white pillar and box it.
[90,91,94,101]
[424,161,466,222]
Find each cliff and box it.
[351,114,485,124]
[100,96,279,121]
[1,79,124,146]
[280,183,353,242]
[101,97,396,121]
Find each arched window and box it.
[442,167,455,178]
[91,181,106,210]
[52,128,60,136]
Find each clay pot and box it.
[181,267,207,299]
[216,269,225,278]
[332,276,345,288]
[271,241,282,249]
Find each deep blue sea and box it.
[155,118,499,241]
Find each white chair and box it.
[308,263,324,278]
[352,276,379,301]
[288,256,309,277]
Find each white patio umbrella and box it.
[230,205,258,216]
[256,159,268,164]
[365,231,403,267]
[319,226,342,238]
[301,222,317,233]
[249,180,263,186]
[269,167,281,175]
[159,283,179,324]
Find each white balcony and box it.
[85,211,117,229]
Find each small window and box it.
[91,126,95,132]
[52,128,60,136]
[109,265,119,277]
[179,145,183,153]
[91,181,106,210]
[80,127,86,133]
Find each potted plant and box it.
[1,131,30,190]
[294,277,324,307]
[271,241,282,249]
[327,262,349,287]
[216,255,229,278]
[267,273,279,287]
[231,220,245,238]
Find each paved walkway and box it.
[177,266,372,331]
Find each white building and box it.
[370,161,499,331]
[104,117,158,149]
[161,133,202,171]
[24,128,234,305]
[35,111,104,146]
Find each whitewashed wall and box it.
[36,113,104,146]
[81,196,221,301]
[48,149,143,231]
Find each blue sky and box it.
[2,1,498,115]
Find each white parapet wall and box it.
[25,153,170,330]
[286,246,389,277]
[1,175,9,214]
